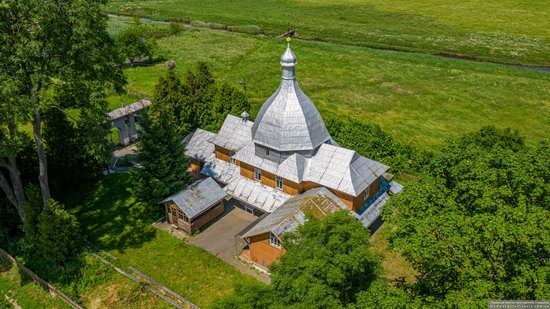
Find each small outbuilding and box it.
[161,177,227,234]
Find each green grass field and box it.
[105,0,550,66]
[0,264,70,309]
[67,173,261,308]
[112,21,550,149]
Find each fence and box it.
[0,248,84,309]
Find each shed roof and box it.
[242,187,349,238]
[209,115,253,152]
[107,100,151,120]
[161,177,226,219]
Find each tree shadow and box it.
[66,173,156,254]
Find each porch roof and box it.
[161,177,226,220]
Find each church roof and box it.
[183,129,216,161]
[251,44,331,152]
[210,114,253,152]
[241,187,349,238]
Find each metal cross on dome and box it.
[279,26,297,42]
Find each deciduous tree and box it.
[0,0,124,209]
[385,127,550,305]
[214,212,403,308]
[117,26,157,64]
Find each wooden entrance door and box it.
[170,206,178,225]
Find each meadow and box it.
[111,19,550,149]
[105,0,550,66]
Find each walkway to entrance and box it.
[187,204,270,283]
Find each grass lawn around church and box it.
[65,173,261,308]
[105,0,550,66]
[109,18,550,150]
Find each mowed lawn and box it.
[113,24,550,149]
[105,0,550,66]
[68,173,261,308]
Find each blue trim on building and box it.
[357,176,389,215]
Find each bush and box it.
[169,22,185,34]
[22,185,43,242]
[0,197,21,246]
[36,200,81,264]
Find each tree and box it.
[211,83,249,131]
[152,64,185,124]
[270,211,381,307]
[132,100,193,213]
[117,27,157,64]
[214,211,401,309]
[0,0,124,209]
[36,199,81,264]
[43,106,110,196]
[385,127,550,305]
[181,62,216,132]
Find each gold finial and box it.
[286,36,292,43]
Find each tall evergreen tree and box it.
[181,62,216,131]
[153,65,185,127]
[132,74,193,212]
[211,83,249,131]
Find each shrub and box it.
[169,22,185,34]
[36,200,81,264]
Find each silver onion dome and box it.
[251,42,331,152]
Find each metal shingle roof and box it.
[251,45,331,152]
[305,144,389,196]
[242,187,349,238]
[209,114,253,152]
[354,192,390,228]
[107,100,151,120]
[183,129,216,161]
[201,154,240,184]
[224,176,291,213]
[161,177,226,219]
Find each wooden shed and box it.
[161,177,227,234]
